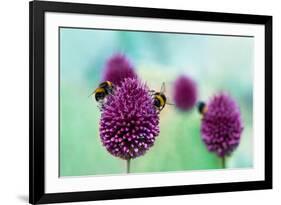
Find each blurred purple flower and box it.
[102,53,137,86]
[173,75,197,111]
[99,77,160,160]
[201,93,243,157]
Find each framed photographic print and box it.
[29,0,272,204]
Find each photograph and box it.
[59,27,253,177]
[29,1,272,203]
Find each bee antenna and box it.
[88,90,95,98]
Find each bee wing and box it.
[160,82,166,93]
[166,101,175,106]
[162,82,175,106]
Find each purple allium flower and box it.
[99,77,160,160]
[102,53,137,86]
[173,75,197,111]
[201,93,243,157]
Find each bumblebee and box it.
[89,81,114,102]
[197,101,208,115]
[153,91,167,111]
[150,83,172,112]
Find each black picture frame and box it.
[29,0,272,204]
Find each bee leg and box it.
[97,104,102,111]
[148,90,156,94]
[149,91,156,97]
[155,107,162,114]
[97,101,104,111]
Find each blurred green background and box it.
[59,28,253,176]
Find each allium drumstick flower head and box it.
[102,53,137,86]
[99,77,160,160]
[173,75,197,111]
[200,93,243,157]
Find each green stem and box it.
[126,159,131,174]
[221,156,226,169]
